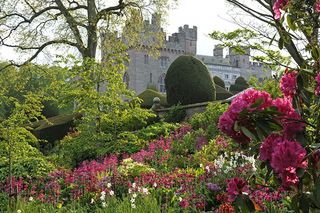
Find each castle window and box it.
[123,72,129,88]
[225,74,229,79]
[160,56,169,68]
[158,73,166,93]
[190,41,192,46]
[150,73,152,83]
[232,75,237,79]
[144,54,149,64]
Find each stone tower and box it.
[229,47,250,69]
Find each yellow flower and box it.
[57,203,62,209]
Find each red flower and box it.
[226,177,249,202]
[215,203,235,213]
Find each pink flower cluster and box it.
[280,71,298,98]
[315,73,320,95]
[226,177,249,202]
[315,1,320,13]
[218,88,272,143]
[260,135,307,188]
[273,0,289,20]
[218,89,304,143]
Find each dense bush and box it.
[163,104,186,123]
[213,76,225,88]
[165,55,216,105]
[215,85,233,100]
[137,89,167,108]
[189,102,228,137]
[230,76,249,93]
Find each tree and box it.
[165,55,216,106]
[0,0,172,68]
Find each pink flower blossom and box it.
[259,134,283,162]
[315,1,320,13]
[227,177,249,202]
[280,71,298,98]
[280,167,299,188]
[315,73,320,95]
[218,89,272,144]
[272,98,304,138]
[271,140,307,187]
[273,0,289,20]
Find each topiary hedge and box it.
[215,85,233,100]
[213,76,225,89]
[137,89,167,108]
[165,55,216,105]
[230,76,249,94]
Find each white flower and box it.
[102,202,106,208]
[142,188,149,195]
[133,193,137,198]
[91,198,95,204]
[128,188,132,194]
[107,183,112,188]
[132,182,136,188]
[137,187,141,192]
[109,190,114,196]
[153,182,157,188]
[205,165,210,173]
[199,163,203,168]
[17,210,22,213]
[130,198,135,203]
[178,197,183,202]
[100,191,106,201]
[131,203,136,209]
[29,197,33,202]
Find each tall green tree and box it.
[0,0,172,68]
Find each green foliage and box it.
[215,85,233,100]
[165,55,216,105]
[213,76,225,88]
[249,76,282,98]
[163,104,186,123]
[136,122,179,141]
[137,89,167,108]
[230,76,249,94]
[118,158,155,178]
[189,102,228,137]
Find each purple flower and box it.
[206,183,220,191]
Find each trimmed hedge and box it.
[165,55,216,106]
[213,76,225,89]
[137,89,167,108]
[215,85,233,100]
[230,76,249,94]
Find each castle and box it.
[122,16,272,95]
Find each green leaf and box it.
[240,126,257,141]
[235,194,256,212]
[278,37,284,50]
[287,15,297,31]
[250,98,263,108]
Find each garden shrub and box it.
[136,122,179,141]
[118,158,155,178]
[189,102,228,137]
[230,76,249,94]
[165,55,216,105]
[0,128,54,181]
[163,104,186,123]
[215,85,233,100]
[137,89,167,108]
[213,76,225,88]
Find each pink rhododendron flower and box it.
[315,1,320,13]
[315,73,320,95]
[227,177,249,202]
[218,89,272,143]
[280,167,299,188]
[260,134,283,162]
[280,71,298,98]
[273,0,289,20]
[272,98,304,138]
[271,140,307,187]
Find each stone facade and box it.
[121,17,272,94]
